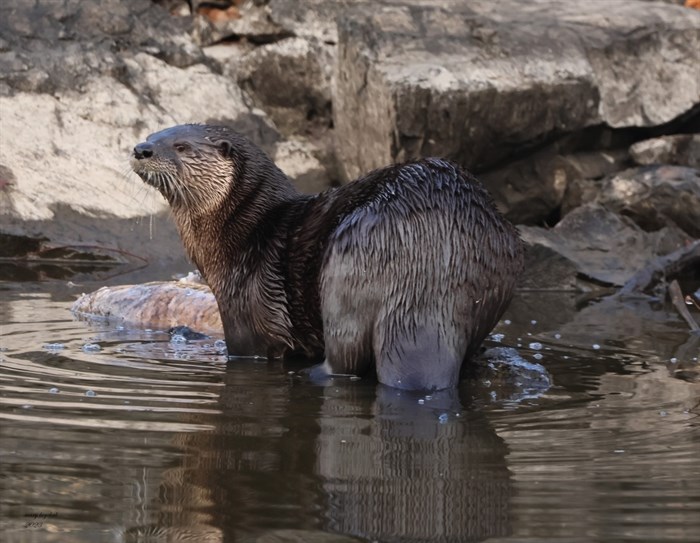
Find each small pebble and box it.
[554,333,561,340]
[669,357,678,364]
[530,319,537,325]
[504,319,512,325]
[82,343,101,352]
[491,333,505,342]
[49,387,59,394]
[529,342,543,350]
[592,344,601,350]
[425,395,432,400]
[418,399,425,405]
[85,390,96,397]
[533,353,543,360]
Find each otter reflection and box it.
[316,384,511,542]
[166,362,511,542]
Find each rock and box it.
[72,281,222,332]
[596,165,700,237]
[481,147,630,224]
[235,37,334,136]
[192,1,291,47]
[520,204,692,287]
[560,149,631,217]
[273,138,332,193]
[519,243,580,291]
[333,0,700,181]
[629,134,700,168]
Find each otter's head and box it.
[131,124,237,214]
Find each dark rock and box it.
[629,134,700,168]
[520,204,692,287]
[333,0,700,181]
[597,165,700,237]
[519,243,580,291]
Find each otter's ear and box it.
[216,139,233,157]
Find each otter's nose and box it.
[133,142,154,159]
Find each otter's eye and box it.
[174,143,189,153]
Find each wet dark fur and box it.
[132,124,524,390]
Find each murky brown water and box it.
[1,278,699,543]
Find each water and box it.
[1,282,699,543]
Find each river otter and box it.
[131,124,524,390]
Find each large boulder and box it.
[333,0,700,182]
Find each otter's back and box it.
[319,158,524,389]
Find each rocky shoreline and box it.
[1,0,699,301]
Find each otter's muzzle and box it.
[133,142,154,160]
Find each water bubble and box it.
[44,343,66,351]
[170,334,187,344]
[82,343,101,352]
[116,325,125,331]
[417,399,425,405]
[659,410,668,417]
[491,333,505,342]
[533,353,543,360]
[85,390,96,397]
[438,413,449,424]
[48,387,59,394]
[554,333,561,340]
[592,344,601,350]
[425,395,433,400]
[504,319,512,325]
[185,288,193,296]
[530,320,537,325]
[529,342,542,350]
[669,357,678,364]
[214,340,227,350]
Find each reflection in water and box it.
[1,288,699,542]
[317,386,510,542]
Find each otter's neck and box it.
[178,170,300,286]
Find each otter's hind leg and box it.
[373,310,467,391]
[319,270,376,378]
